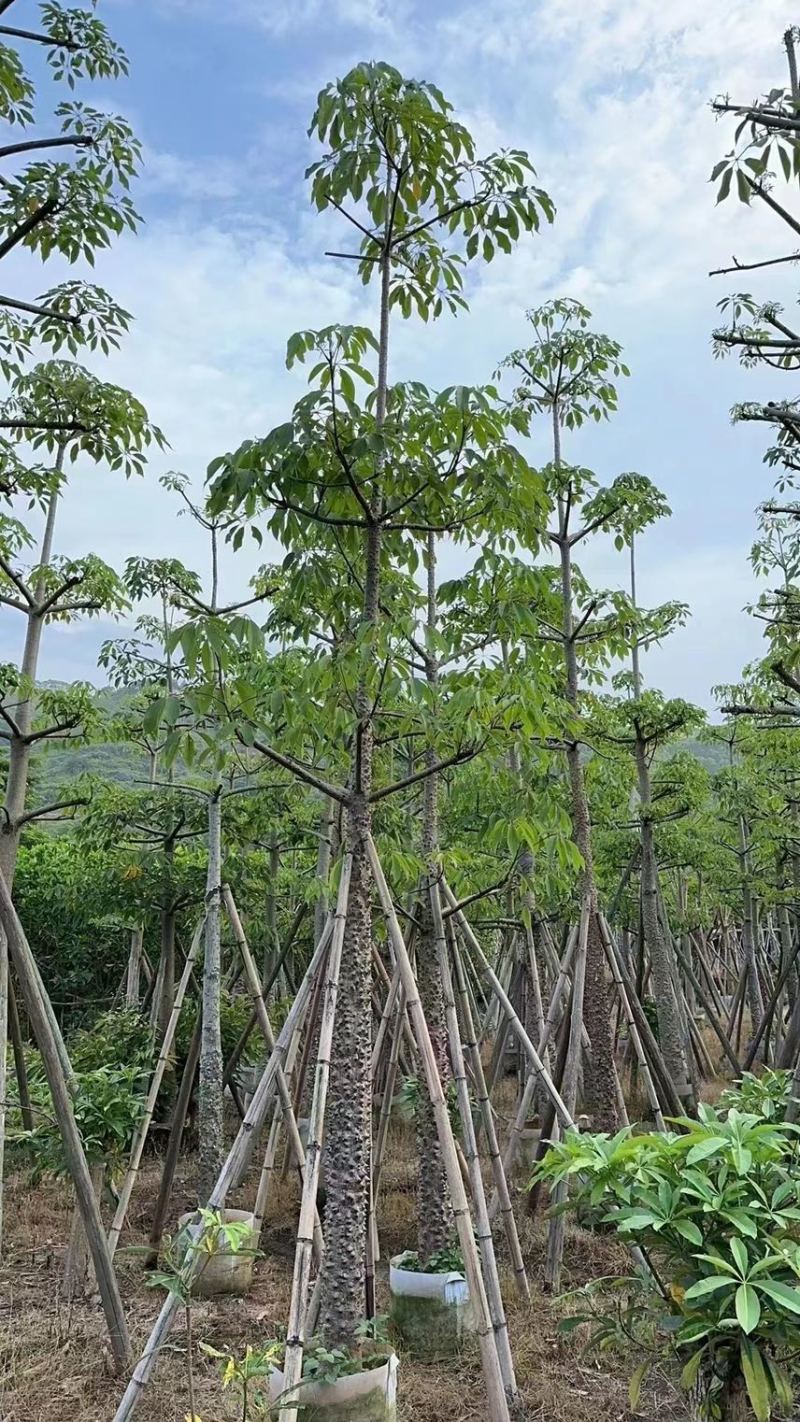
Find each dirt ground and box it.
[0,1116,688,1422]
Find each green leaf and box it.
[628,1360,649,1411]
[686,1137,726,1165]
[680,1348,705,1391]
[675,1220,703,1246]
[740,1338,771,1422]
[684,1276,735,1300]
[736,1283,761,1335]
[755,1280,800,1315]
[730,1237,748,1276]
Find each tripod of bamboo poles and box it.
[115,834,579,1422]
[0,873,132,1370]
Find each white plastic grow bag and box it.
[176,1208,256,1296]
[269,1352,398,1417]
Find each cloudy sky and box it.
[4,0,800,705]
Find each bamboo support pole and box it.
[108,916,206,1259]
[599,914,664,1131]
[544,902,589,1294]
[223,886,327,1272]
[433,888,518,1395]
[442,881,575,1130]
[0,874,131,1369]
[366,836,511,1422]
[371,981,405,1267]
[278,859,350,1422]
[112,922,334,1422]
[449,922,528,1300]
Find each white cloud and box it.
[4,0,796,702]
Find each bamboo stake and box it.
[598,914,664,1131]
[108,915,206,1260]
[147,1010,202,1263]
[0,873,131,1369]
[278,859,351,1422]
[433,885,517,1395]
[449,922,528,1300]
[545,902,589,1293]
[366,836,511,1422]
[442,881,575,1130]
[113,923,335,1422]
[371,982,405,1267]
[252,1018,305,1247]
[223,888,316,1173]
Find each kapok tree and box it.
[207,61,554,1349]
[0,1,138,360]
[497,299,682,1127]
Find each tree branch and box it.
[249,736,349,804]
[369,742,481,803]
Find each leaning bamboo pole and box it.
[544,901,589,1294]
[278,857,351,1422]
[366,836,511,1422]
[108,915,206,1260]
[449,921,528,1299]
[442,881,575,1130]
[0,875,131,1369]
[223,887,317,1179]
[433,883,518,1396]
[598,914,664,1131]
[371,981,405,1267]
[112,920,334,1422]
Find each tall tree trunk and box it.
[64,1162,105,1299]
[415,531,451,1261]
[554,416,617,1130]
[739,815,765,1037]
[635,735,692,1095]
[198,784,224,1204]
[317,222,392,1346]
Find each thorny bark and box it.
[554,407,617,1131]
[415,530,452,1261]
[318,225,393,1349]
[739,815,765,1040]
[198,783,224,1204]
[629,534,692,1097]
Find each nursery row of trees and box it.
[4,7,800,1422]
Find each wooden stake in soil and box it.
[0,871,131,1369]
[278,856,351,1422]
[366,835,511,1422]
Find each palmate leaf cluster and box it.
[536,1100,800,1420]
[307,62,553,321]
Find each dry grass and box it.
[0,1113,687,1422]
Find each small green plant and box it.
[149,1208,256,1420]
[719,1071,792,1122]
[394,1075,462,1136]
[534,1105,800,1420]
[201,1339,284,1420]
[396,1243,464,1274]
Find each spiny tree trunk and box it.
[318,238,392,1347]
[198,784,224,1204]
[635,733,692,1094]
[414,532,451,1261]
[739,816,764,1039]
[558,523,618,1130]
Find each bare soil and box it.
[0,1116,688,1422]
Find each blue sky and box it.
[4,0,800,705]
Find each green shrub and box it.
[535,1104,800,1421]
